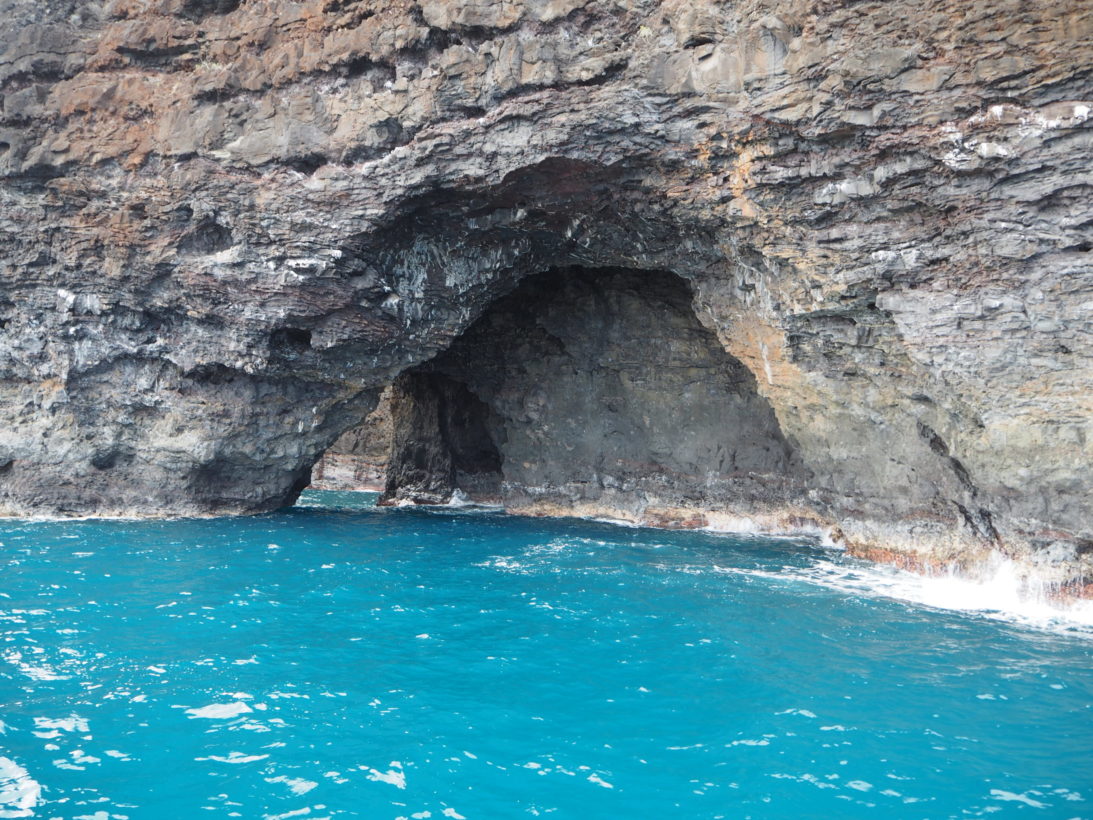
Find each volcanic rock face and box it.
[1,0,1091,583]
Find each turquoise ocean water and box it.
[1,490,1091,819]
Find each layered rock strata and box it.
[1,0,1091,589]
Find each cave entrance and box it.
[314,266,805,524]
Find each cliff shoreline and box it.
[1,0,1090,596]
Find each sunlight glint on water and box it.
[0,489,1090,819]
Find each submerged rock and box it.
[0,0,1090,586]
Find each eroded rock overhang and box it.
[0,0,1090,588]
[378,267,811,523]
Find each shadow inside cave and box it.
[311,266,808,519]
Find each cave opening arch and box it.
[312,264,809,528]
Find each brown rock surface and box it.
[1,0,1091,587]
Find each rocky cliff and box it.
[1,0,1091,589]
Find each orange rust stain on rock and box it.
[846,543,945,574]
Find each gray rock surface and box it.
[311,385,391,490]
[1,0,1091,588]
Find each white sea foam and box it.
[362,761,406,789]
[446,489,472,507]
[33,716,89,734]
[0,757,40,818]
[439,492,501,511]
[186,702,253,719]
[266,775,318,795]
[590,516,642,528]
[201,752,269,764]
[717,552,1093,634]
[3,652,67,681]
[990,788,1048,808]
[265,808,312,820]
